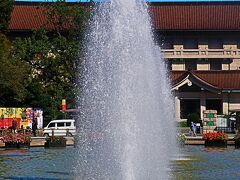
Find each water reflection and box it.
[0,146,239,179]
[0,147,76,179]
[171,146,240,179]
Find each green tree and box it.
[10,1,89,122]
[0,0,14,33]
[0,33,28,106]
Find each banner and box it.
[0,108,43,129]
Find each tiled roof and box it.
[150,3,240,30]
[170,70,240,90]
[9,5,47,31]
[9,3,240,31]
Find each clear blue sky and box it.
[14,0,240,2]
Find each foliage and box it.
[177,133,186,145]
[8,1,89,123]
[46,136,66,144]
[234,132,240,141]
[0,0,14,33]
[178,121,187,127]
[0,132,31,143]
[43,0,89,37]
[187,113,201,127]
[203,132,228,141]
[0,33,28,106]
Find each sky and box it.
[14,0,240,2]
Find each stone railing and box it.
[161,47,240,59]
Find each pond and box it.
[0,147,76,179]
[171,145,240,179]
[0,146,239,179]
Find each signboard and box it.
[62,99,66,112]
[206,121,214,126]
[0,108,43,129]
[217,117,228,128]
[206,113,214,118]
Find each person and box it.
[192,122,197,136]
[190,122,197,136]
[12,118,18,133]
[32,118,38,137]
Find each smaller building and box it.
[171,70,240,121]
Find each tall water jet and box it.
[75,0,177,179]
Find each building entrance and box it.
[206,99,222,114]
[180,99,200,119]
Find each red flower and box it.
[1,133,31,143]
[203,132,228,141]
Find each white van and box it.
[43,119,76,137]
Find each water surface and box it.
[171,145,240,179]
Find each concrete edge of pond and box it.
[185,136,235,145]
[0,137,75,148]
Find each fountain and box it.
[75,0,177,179]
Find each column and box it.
[222,93,229,115]
[175,92,181,121]
[200,93,206,120]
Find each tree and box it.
[0,0,14,33]
[10,1,89,122]
[0,33,28,107]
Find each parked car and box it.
[43,119,76,137]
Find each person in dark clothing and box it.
[12,118,18,133]
[32,118,38,137]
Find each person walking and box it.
[190,122,197,136]
[192,122,197,136]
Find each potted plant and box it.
[234,132,240,148]
[44,136,67,148]
[203,132,228,147]
[177,133,186,146]
[0,132,31,148]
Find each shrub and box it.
[177,133,186,145]
[178,121,187,127]
[46,136,66,144]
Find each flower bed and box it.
[0,133,31,149]
[203,132,228,147]
[45,136,66,148]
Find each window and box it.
[66,122,71,126]
[57,122,64,127]
[210,60,222,70]
[184,39,198,49]
[48,123,55,128]
[208,38,223,49]
[185,59,197,70]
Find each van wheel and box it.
[44,133,49,138]
[66,132,72,137]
